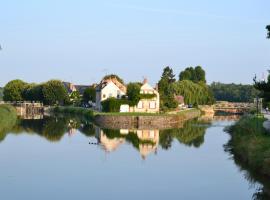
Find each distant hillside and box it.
[210,82,259,103]
[0,87,3,100]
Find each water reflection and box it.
[1,113,269,199]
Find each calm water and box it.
[0,115,268,200]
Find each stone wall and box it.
[94,109,200,130]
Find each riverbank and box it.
[53,106,94,120]
[0,105,17,140]
[52,107,201,129]
[226,115,270,177]
[94,109,201,129]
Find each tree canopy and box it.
[210,82,259,102]
[127,82,141,106]
[266,25,270,39]
[0,87,3,100]
[103,74,124,84]
[83,87,96,103]
[42,80,69,105]
[179,66,206,83]
[3,79,28,101]
[158,67,178,110]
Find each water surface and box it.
[0,115,267,200]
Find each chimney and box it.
[143,78,148,84]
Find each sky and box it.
[0,0,270,86]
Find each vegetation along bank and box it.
[226,115,270,177]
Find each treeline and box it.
[158,66,214,110]
[210,82,259,102]
[3,79,69,105]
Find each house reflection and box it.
[95,127,159,159]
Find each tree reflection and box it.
[159,119,209,149]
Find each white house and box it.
[95,77,126,111]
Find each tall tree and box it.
[179,66,206,83]
[158,67,178,110]
[161,66,176,83]
[3,80,28,101]
[127,82,141,106]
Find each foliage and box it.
[69,91,81,105]
[127,82,141,106]
[42,80,69,105]
[179,66,206,83]
[139,93,157,99]
[158,66,178,110]
[103,74,124,84]
[0,105,17,142]
[210,82,259,102]
[173,80,214,105]
[266,25,270,39]
[3,79,28,101]
[83,87,96,103]
[101,97,130,112]
[53,106,93,120]
[226,115,270,177]
[22,83,44,101]
[0,87,3,100]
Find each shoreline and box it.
[52,106,201,129]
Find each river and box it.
[0,114,268,200]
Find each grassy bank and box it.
[96,108,200,117]
[53,106,94,120]
[226,115,270,177]
[0,105,17,141]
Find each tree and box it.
[160,66,176,83]
[70,91,81,105]
[179,66,206,83]
[266,25,270,39]
[158,67,178,110]
[103,74,124,84]
[23,84,44,102]
[83,87,96,103]
[42,80,69,105]
[127,82,141,106]
[3,79,28,101]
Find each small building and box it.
[129,79,160,113]
[95,77,127,111]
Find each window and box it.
[149,101,156,109]
[103,94,106,99]
[137,101,143,109]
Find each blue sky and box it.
[0,0,269,86]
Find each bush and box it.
[101,98,130,112]
[53,106,93,120]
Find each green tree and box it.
[179,66,206,83]
[127,82,141,106]
[103,74,124,84]
[23,83,44,102]
[0,87,3,100]
[70,91,81,105]
[42,80,69,105]
[3,79,28,101]
[158,67,178,110]
[266,25,270,39]
[83,87,96,103]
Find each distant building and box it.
[95,77,127,111]
[63,82,92,95]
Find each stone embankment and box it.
[94,109,201,129]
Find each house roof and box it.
[96,77,127,93]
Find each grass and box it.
[226,115,270,177]
[96,108,199,117]
[53,106,94,120]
